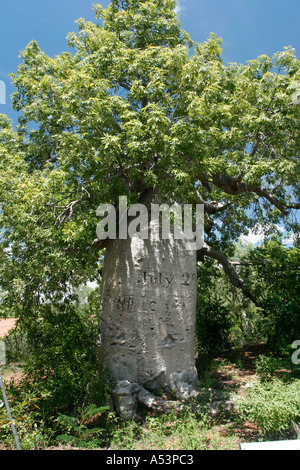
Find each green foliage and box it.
[0,378,53,449]
[255,354,299,380]
[1,283,107,418]
[244,241,300,352]
[1,0,299,319]
[195,256,262,354]
[196,298,233,355]
[0,0,299,445]
[236,378,300,437]
[3,347,300,449]
[55,404,110,449]
[255,355,286,381]
[108,409,236,450]
[20,302,105,412]
[196,239,300,356]
[236,353,300,437]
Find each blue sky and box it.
[0,0,299,123]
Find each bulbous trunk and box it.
[98,203,198,417]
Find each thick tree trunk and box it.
[98,199,198,417]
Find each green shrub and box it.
[255,355,284,381]
[255,354,300,381]
[108,409,236,450]
[0,380,54,450]
[21,302,105,413]
[246,243,300,353]
[196,299,233,355]
[236,377,300,436]
[55,404,110,449]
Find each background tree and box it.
[242,240,300,353]
[0,0,299,414]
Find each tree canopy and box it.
[0,0,299,316]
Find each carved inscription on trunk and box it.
[98,229,198,392]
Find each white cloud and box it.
[240,224,297,247]
[240,226,265,245]
[86,280,99,289]
[174,0,185,16]
[283,232,297,246]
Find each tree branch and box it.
[117,79,132,92]
[194,188,231,214]
[197,242,258,305]
[54,200,81,225]
[209,173,290,215]
[250,132,265,157]
[91,238,110,250]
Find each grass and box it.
[107,409,238,450]
[1,345,299,450]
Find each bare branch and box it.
[198,242,258,305]
[250,132,265,157]
[289,202,300,210]
[45,154,58,165]
[231,261,254,266]
[55,200,81,225]
[117,79,132,92]
[209,173,289,215]
[194,188,231,214]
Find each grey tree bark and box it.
[98,203,198,418]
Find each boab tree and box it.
[0,0,299,416]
